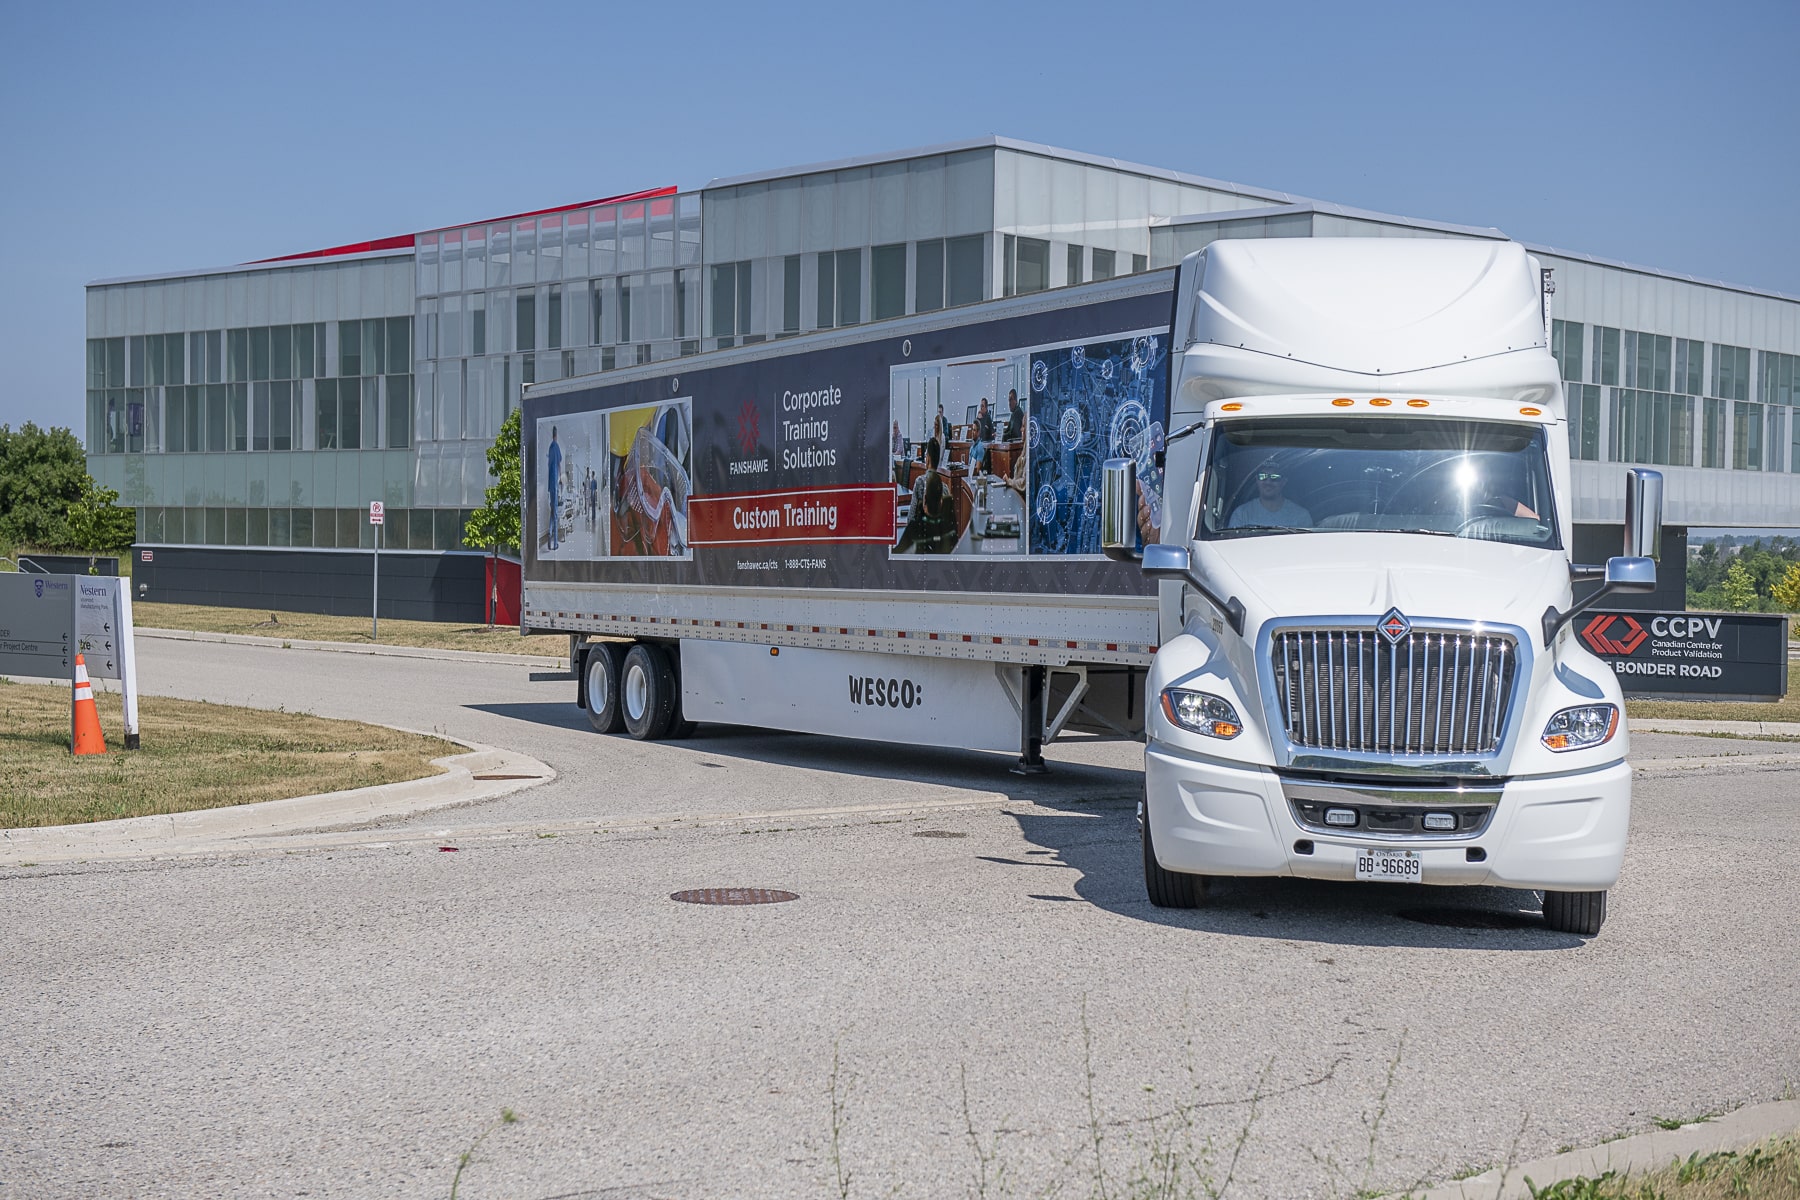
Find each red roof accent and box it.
[247,185,679,265]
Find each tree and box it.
[64,476,137,553]
[462,408,522,626]
[0,423,88,549]
[1773,562,1800,613]
[1720,559,1757,612]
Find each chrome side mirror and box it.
[1100,458,1138,562]
[1622,467,1663,561]
[1604,556,1656,593]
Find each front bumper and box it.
[1144,743,1630,891]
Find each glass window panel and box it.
[228,384,247,451]
[293,324,314,379]
[189,332,206,386]
[388,316,409,372]
[249,326,270,380]
[363,378,380,449]
[337,320,360,377]
[227,328,247,382]
[338,508,360,550]
[677,268,699,341]
[164,333,183,387]
[87,339,106,388]
[836,249,861,327]
[434,508,460,551]
[417,232,439,296]
[247,507,268,546]
[147,334,165,386]
[648,196,675,269]
[783,256,802,332]
[105,337,125,387]
[916,240,944,313]
[947,235,984,306]
[678,194,702,266]
[363,319,382,376]
[268,506,290,547]
[563,210,589,279]
[1003,234,1015,297]
[206,330,223,383]
[225,507,247,546]
[618,203,645,273]
[619,277,634,344]
[1067,243,1084,286]
[472,294,487,356]
[387,375,411,449]
[125,389,145,453]
[736,262,753,339]
[872,243,906,320]
[252,382,270,451]
[1016,238,1049,295]
[589,207,616,276]
[712,262,737,340]
[1132,253,1148,274]
[516,291,536,352]
[340,382,362,450]
[408,508,433,549]
[440,229,463,293]
[129,335,146,386]
[539,215,563,281]
[1733,400,1762,469]
[289,506,312,547]
[488,224,511,287]
[316,378,338,449]
[464,227,486,290]
[513,219,537,284]
[547,284,563,350]
[204,507,226,545]
[165,386,186,452]
[271,381,292,451]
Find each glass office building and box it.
[84,136,1798,606]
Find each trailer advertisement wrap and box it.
[522,288,1173,597]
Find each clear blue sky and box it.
[2,0,1795,431]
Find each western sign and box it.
[1579,609,1790,701]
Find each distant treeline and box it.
[1688,537,1800,614]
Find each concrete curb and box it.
[0,740,556,867]
[135,626,567,669]
[1409,1099,1800,1198]
[1632,717,1800,738]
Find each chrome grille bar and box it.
[1272,626,1517,756]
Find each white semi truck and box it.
[521,237,1659,936]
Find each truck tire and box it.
[1542,889,1607,936]
[621,642,677,741]
[583,642,627,734]
[1142,801,1208,908]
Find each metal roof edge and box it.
[86,246,413,289]
[1522,242,1800,306]
[1154,200,1509,241]
[702,134,1297,204]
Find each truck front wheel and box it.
[622,643,677,741]
[1142,799,1209,908]
[1542,889,1607,936]
[584,643,627,734]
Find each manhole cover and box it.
[671,888,799,906]
[913,830,967,839]
[1396,907,1541,931]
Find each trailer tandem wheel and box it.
[583,642,628,735]
[622,642,678,741]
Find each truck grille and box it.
[1271,629,1516,756]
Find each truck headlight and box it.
[1541,704,1618,751]
[1160,688,1242,738]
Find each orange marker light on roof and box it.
[1520,407,1542,416]
[1369,397,1392,407]
[1221,402,1244,411]
[1407,399,1430,408]
[1331,398,1354,407]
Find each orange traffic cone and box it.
[72,653,107,756]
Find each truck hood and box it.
[1197,533,1568,636]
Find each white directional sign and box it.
[75,576,124,680]
[0,573,74,678]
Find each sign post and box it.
[369,501,385,643]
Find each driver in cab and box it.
[1230,467,1313,528]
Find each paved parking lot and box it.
[2,640,1797,1198]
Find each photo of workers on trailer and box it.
[607,399,693,558]
[889,331,1166,557]
[535,413,605,560]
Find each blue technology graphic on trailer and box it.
[1029,334,1168,555]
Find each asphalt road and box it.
[3,639,1798,1199]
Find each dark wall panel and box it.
[132,547,488,623]
[1572,523,1689,611]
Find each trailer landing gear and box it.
[1010,664,1049,776]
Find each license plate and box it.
[1355,848,1422,883]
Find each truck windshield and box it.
[1197,416,1560,550]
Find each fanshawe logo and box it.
[736,400,761,456]
[1580,614,1649,656]
[33,579,43,599]
[1377,607,1411,645]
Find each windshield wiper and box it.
[1209,525,1324,538]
